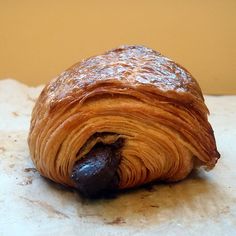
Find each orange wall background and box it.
[0,0,236,94]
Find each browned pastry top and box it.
[43,45,205,111]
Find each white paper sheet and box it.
[0,79,235,236]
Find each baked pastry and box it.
[28,45,220,197]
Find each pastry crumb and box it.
[24,167,37,173]
[0,146,6,152]
[12,111,19,116]
[105,217,126,225]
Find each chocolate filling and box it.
[71,138,123,198]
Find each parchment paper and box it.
[0,79,235,236]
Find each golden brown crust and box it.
[28,45,220,189]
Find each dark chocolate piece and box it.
[71,139,123,198]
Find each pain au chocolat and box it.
[28,45,220,197]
